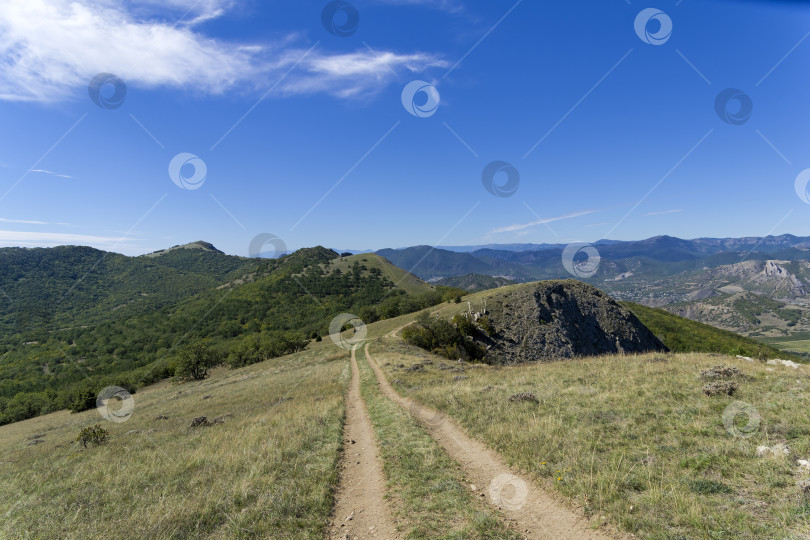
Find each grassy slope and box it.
[622,301,795,360]
[325,253,434,295]
[434,274,517,293]
[0,343,349,539]
[373,336,810,539]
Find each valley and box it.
[379,235,810,348]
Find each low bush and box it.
[76,425,109,448]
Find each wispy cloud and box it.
[30,169,74,179]
[0,217,49,225]
[130,0,239,25]
[643,209,683,216]
[489,209,598,234]
[0,217,75,226]
[375,0,464,14]
[0,0,446,103]
[281,51,447,98]
[0,230,136,251]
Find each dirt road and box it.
[365,343,614,540]
[328,345,398,539]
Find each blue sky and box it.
[0,0,809,256]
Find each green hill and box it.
[142,241,251,280]
[0,246,461,426]
[0,243,256,334]
[621,301,793,359]
[434,273,515,292]
[324,253,433,296]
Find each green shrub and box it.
[477,315,496,337]
[76,424,109,448]
[227,332,309,368]
[688,479,732,495]
[452,314,477,337]
[68,388,97,413]
[402,312,486,362]
[175,343,222,381]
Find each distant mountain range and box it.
[4,232,810,345]
[375,235,810,339]
[374,235,810,281]
[375,235,810,257]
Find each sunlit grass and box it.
[0,345,350,539]
[373,337,810,539]
[356,347,520,539]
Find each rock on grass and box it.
[189,416,210,428]
[508,392,539,404]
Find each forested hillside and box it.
[0,246,461,426]
[0,243,256,335]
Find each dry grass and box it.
[0,345,350,539]
[372,337,810,539]
[355,347,521,539]
[4,304,808,539]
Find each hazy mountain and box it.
[378,235,810,338]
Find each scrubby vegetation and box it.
[75,425,109,448]
[226,332,309,368]
[174,343,223,381]
[401,311,487,361]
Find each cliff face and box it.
[483,280,668,363]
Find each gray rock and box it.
[485,281,668,364]
[189,416,209,428]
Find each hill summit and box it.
[479,280,668,363]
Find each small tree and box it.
[175,343,221,381]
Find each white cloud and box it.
[30,169,74,179]
[643,209,683,216]
[489,209,598,234]
[0,217,49,225]
[0,0,446,103]
[281,50,447,98]
[129,0,238,25]
[0,229,137,251]
[0,217,75,226]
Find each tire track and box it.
[364,343,615,540]
[328,345,398,539]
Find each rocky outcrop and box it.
[484,280,667,363]
[758,261,808,297]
